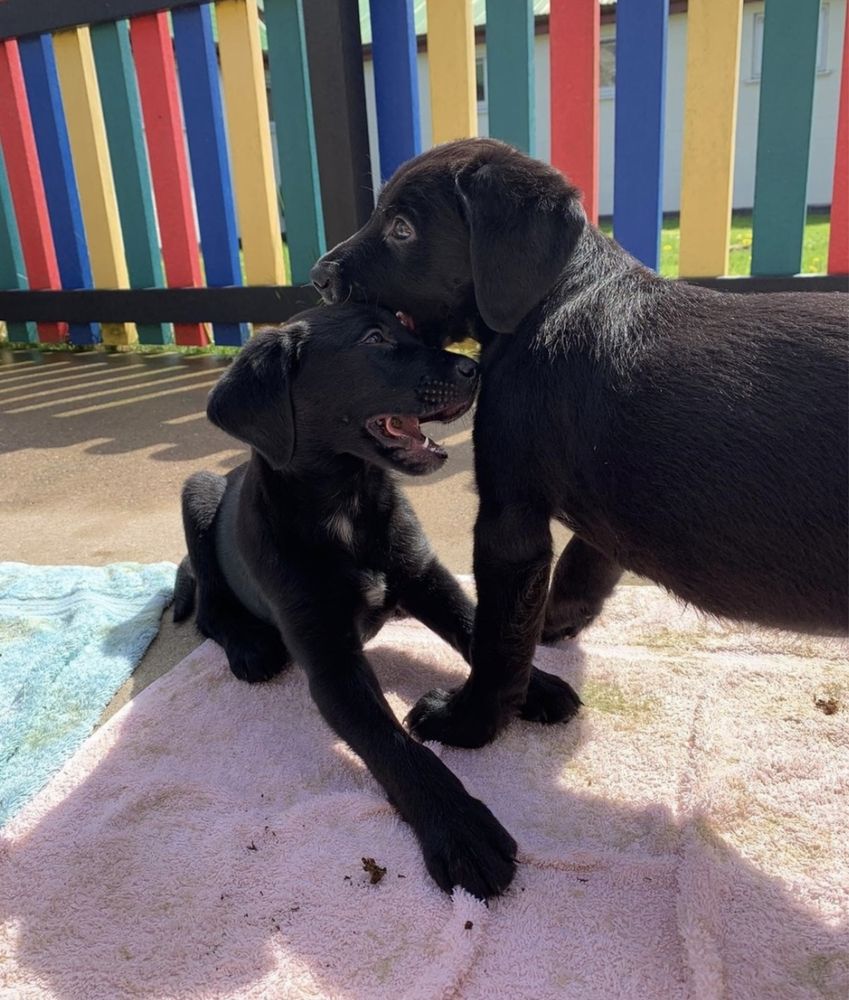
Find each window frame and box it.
[749,3,830,83]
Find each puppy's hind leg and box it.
[181,471,290,683]
[542,536,622,642]
[206,606,291,684]
[172,556,196,622]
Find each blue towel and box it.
[0,561,176,827]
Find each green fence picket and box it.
[751,0,820,276]
[485,0,534,155]
[264,0,325,284]
[0,142,37,343]
[91,19,171,343]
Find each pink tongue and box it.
[385,415,421,439]
[396,311,415,331]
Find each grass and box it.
[599,210,831,278]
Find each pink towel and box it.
[2,585,847,999]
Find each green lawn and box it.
[599,210,831,278]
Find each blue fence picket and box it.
[612,0,668,271]
[173,3,248,346]
[19,33,99,344]
[369,0,421,180]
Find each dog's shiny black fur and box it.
[174,303,578,897]
[312,139,849,749]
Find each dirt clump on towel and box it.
[362,857,387,884]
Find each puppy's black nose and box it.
[310,259,344,302]
[311,265,330,291]
[454,355,478,379]
[310,260,331,291]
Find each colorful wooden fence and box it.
[0,0,845,345]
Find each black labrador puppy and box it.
[311,138,849,749]
[173,303,568,897]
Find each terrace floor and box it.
[1,347,577,719]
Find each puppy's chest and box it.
[320,495,386,553]
[319,500,392,611]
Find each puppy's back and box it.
[602,286,848,633]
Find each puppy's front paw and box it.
[419,797,517,900]
[405,687,501,748]
[520,666,582,723]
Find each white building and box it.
[360,0,846,216]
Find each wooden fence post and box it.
[130,12,207,345]
[550,0,599,223]
[265,0,327,282]
[426,0,477,144]
[303,0,373,247]
[613,0,668,270]
[217,0,287,288]
[53,24,137,344]
[0,144,37,343]
[485,0,534,155]
[90,19,170,345]
[678,0,744,278]
[20,34,99,344]
[0,38,66,342]
[173,3,248,345]
[751,0,820,276]
[828,9,848,275]
[369,0,421,180]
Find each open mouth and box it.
[364,397,472,472]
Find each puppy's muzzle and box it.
[417,355,479,413]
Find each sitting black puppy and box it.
[173,304,577,898]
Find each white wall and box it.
[362,0,845,215]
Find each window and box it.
[476,56,487,109]
[600,38,616,97]
[750,4,829,81]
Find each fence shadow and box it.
[0,350,238,464]
[0,350,476,478]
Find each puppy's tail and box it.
[172,556,196,623]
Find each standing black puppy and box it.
[174,304,575,898]
[311,138,848,750]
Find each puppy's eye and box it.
[389,216,413,241]
[361,328,389,345]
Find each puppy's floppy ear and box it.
[455,157,585,333]
[207,323,305,469]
